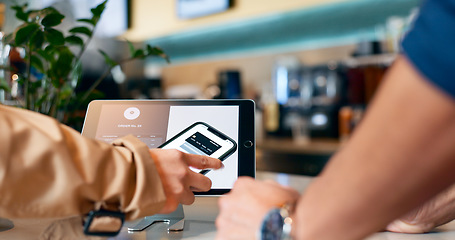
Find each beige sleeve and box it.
[0,105,166,220]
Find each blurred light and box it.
[12,74,19,81]
[311,113,328,126]
[289,78,299,91]
[11,82,18,98]
[315,75,327,87]
[284,216,293,225]
[111,65,126,84]
[276,66,288,105]
[204,85,221,99]
[276,173,290,186]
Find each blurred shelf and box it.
[257,137,341,156]
[343,53,398,67]
[256,138,340,176]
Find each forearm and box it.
[293,56,455,239]
[0,106,165,220]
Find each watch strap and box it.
[83,209,125,237]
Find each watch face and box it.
[260,209,283,240]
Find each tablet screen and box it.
[82,100,255,195]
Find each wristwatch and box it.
[258,203,294,240]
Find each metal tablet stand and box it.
[127,205,185,232]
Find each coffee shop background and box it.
[0,0,420,175]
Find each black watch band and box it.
[83,209,125,237]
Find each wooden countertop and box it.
[1,171,455,239]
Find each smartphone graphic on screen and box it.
[158,122,237,174]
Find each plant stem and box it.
[65,23,99,121]
[76,67,111,111]
[25,46,33,110]
[75,22,99,66]
[48,87,61,118]
[75,57,135,111]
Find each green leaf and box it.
[65,35,84,46]
[127,40,135,58]
[44,28,65,46]
[35,92,49,109]
[90,0,108,25]
[41,46,57,62]
[30,80,42,92]
[146,45,170,63]
[91,0,108,18]
[91,14,101,25]
[69,26,92,37]
[50,79,59,89]
[30,55,44,73]
[41,6,60,15]
[98,50,117,68]
[44,44,56,53]
[146,45,164,55]
[41,13,65,27]
[47,47,74,87]
[15,23,40,46]
[0,79,11,92]
[59,84,73,100]
[31,30,45,49]
[11,5,24,12]
[48,57,73,88]
[133,49,145,59]
[55,48,75,79]
[16,14,29,22]
[37,50,53,64]
[11,6,23,11]
[16,77,25,85]
[12,4,29,22]
[146,45,170,61]
[77,18,96,26]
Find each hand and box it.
[149,149,223,214]
[215,177,300,240]
[386,184,455,233]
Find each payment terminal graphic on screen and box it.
[159,122,237,161]
[184,132,221,155]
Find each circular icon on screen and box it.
[124,107,140,120]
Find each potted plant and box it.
[0,0,169,128]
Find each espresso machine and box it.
[270,57,344,139]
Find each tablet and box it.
[81,99,255,195]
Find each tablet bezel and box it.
[81,99,255,195]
